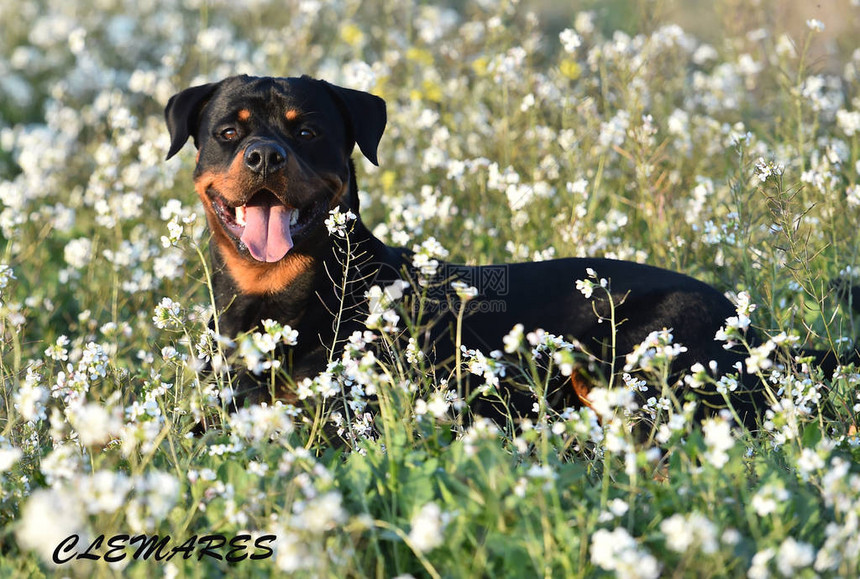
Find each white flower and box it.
[749,548,775,579]
[238,332,280,375]
[411,253,439,279]
[837,109,860,137]
[656,411,690,444]
[661,512,719,555]
[0,446,22,473]
[64,237,93,269]
[735,291,756,317]
[413,398,428,416]
[324,207,357,237]
[745,340,775,374]
[753,157,784,183]
[261,319,299,346]
[161,219,183,247]
[411,237,449,281]
[598,110,631,150]
[751,483,790,517]
[17,487,86,564]
[68,402,122,446]
[152,297,183,330]
[590,527,660,579]
[297,378,314,400]
[775,34,797,59]
[229,404,295,442]
[559,29,582,54]
[575,278,594,298]
[405,337,424,364]
[160,198,185,221]
[15,381,49,422]
[137,471,180,521]
[519,93,536,112]
[342,60,377,92]
[0,264,15,291]
[451,280,478,301]
[702,415,734,468]
[715,373,739,395]
[777,537,816,576]
[624,329,687,373]
[796,447,825,480]
[365,280,408,332]
[314,372,340,399]
[526,464,557,481]
[427,393,449,418]
[79,470,133,514]
[683,362,709,389]
[575,268,607,300]
[80,342,109,379]
[275,530,317,572]
[408,502,447,553]
[806,19,825,32]
[503,323,524,354]
[847,185,860,207]
[607,498,629,518]
[294,491,346,533]
[553,348,576,376]
[588,387,638,419]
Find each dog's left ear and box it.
[164,81,222,160]
[322,81,387,166]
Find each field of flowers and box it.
[2,0,860,576]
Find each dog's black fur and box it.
[164,75,850,429]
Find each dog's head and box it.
[165,75,386,290]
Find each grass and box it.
[1,0,860,577]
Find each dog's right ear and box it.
[164,82,221,160]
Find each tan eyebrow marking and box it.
[285,109,299,121]
[238,109,251,121]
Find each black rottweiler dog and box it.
[165,74,838,428]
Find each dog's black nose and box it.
[244,142,286,175]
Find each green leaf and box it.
[801,422,822,448]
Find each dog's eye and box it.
[220,128,239,141]
[298,128,316,140]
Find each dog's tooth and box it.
[290,209,299,226]
[235,205,246,226]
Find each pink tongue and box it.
[240,193,294,263]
